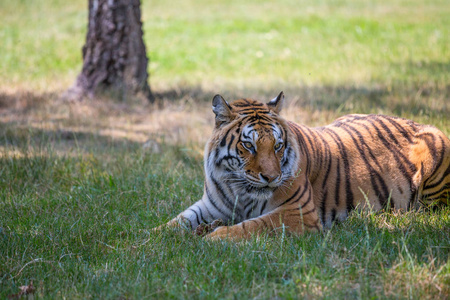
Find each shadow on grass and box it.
[388,60,450,82]
[0,121,144,156]
[154,82,450,118]
[1,81,449,116]
[1,81,449,159]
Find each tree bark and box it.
[65,0,153,101]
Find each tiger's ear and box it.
[212,94,234,127]
[267,91,284,114]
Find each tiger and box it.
[156,92,450,240]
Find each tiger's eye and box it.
[274,142,283,151]
[243,142,253,150]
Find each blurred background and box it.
[1,0,449,153]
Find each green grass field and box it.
[1,0,449,299]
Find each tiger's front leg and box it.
[206,179,322,240]
[154,196,222,232]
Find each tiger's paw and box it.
[204,224,247,241]
[194,219,224,237]
[204,226,229,241]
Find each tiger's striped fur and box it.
[158,92,450,240]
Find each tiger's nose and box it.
[260,173,279,183]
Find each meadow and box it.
[0,0,449,298]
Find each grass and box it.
[0,0,450,298]
[0,118,449,298]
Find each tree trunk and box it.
[65,0,153,101]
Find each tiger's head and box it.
[205,92,299,194]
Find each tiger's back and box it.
[292,114,450,228]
